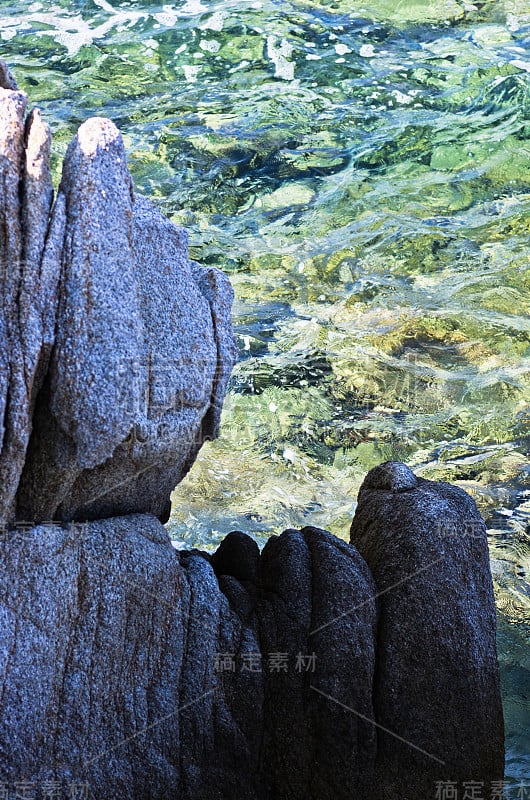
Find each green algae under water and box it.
[2,0,529,788]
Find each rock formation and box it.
[0,491,503,800]
[0,521,378,800]
[0,62,503,800]
[0,64,237,529]
[350,462,505,799]
[0,76,55,529]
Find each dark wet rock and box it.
[211,530,261,585]
[0,519,377,800]
[257,526,377,800]
[350,460,505,799]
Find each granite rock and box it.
[0,519,377,800]
[1,60,235,526]
[0,60,17,91]
[350,460,505,799]
[0,475,506,799]
[0,74,55,529]
[0,86,26,525]
[256,526,377,800]
[16,119,237,524]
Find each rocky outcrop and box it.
[0,62,503,800]
[0,83,55,529]
[0,66,237,528]
[0,519,377,800]
[0,483,503,799]
[350,461,505,799]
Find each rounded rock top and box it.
[362,461,418,492]
[76,117,122,156]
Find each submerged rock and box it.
[350,460,505,799]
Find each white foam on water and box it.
[182,64,200,81]
[359,43,375,58]
[179,0,207,15]
[93,0,116,13]
[199,11,227,32]
[510,58,530,72]
[200,39,221,52]
[0,4,146,55]
[267,35,295,81]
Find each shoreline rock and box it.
[0,61,503,799]
[350,460,505,798]
[2,78,237,527]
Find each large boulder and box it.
[350,461,505,799]
[0,520,377,800]
[1,60,236,529]
[0,489,504,799]
[14,118,236,525]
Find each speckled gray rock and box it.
[16,118,237,524]
[350,461,504,799]
[20,107,56,393]
[0,60,17,90]
[256,526,377,800]
[0,87,26,525]
[1,62,235,526]
[0,76,55,529]
[0,520,377,800]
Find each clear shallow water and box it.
[2,0,529,788]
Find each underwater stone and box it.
[350,463,504,799]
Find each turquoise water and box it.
[2,0,529,789]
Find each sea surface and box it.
[2,0,529,790]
